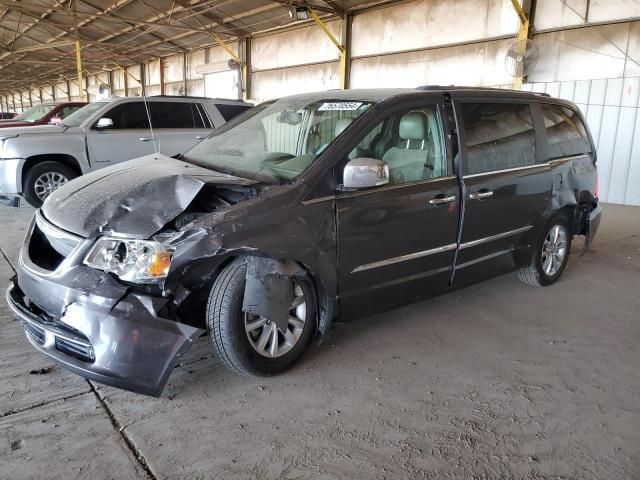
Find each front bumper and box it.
[0,158,24,196]
[7,227,203,396]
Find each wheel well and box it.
[175,254,330,335]
[22,154,82,189]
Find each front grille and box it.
[55,338,95,363]
[27,211,83,271]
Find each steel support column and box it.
[75,40,85,100]
[308,9,348,89]
[510,0,532,90]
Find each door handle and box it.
[429,194,457,206]
[139,137,153,142]
[469,189,494,200]
[195,136,205,140]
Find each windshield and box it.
[14,104,57,122]
[62,102,108,127]
[182,98,374,184]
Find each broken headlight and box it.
[84,237,175,284]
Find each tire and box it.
[207,259,315,377]
[518,216,572,287]
[23,161,77,208]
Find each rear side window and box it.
[216,103,252,122]
[149,102,207,128]
[460,102,536,175]
[540,104,592,159]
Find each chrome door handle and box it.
[469,190,494,200]
[139,137,153,142]
[196,136,205,140]
[429,194,456,206]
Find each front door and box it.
[337,101,461,317]
[452,99,552,285]
[85,101,157,168]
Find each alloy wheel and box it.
[244,282,307,358]
[541,224,568,276]
[33,171,68,201]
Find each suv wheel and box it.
[518,217,572,287]
[207,259,315,376]
[23,161,76,207]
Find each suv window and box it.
[540,103,591,159]
[460,102,536,175]
[346,105,447,185]
[216,103,252,122]
[149,102,208,128]
[101,102,150,129]
[59,106,81,118]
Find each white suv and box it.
[0,95,251,206]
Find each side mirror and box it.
[342,158,389,190]
[95,117,114,129]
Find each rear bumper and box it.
[586,203,602,248]
[7,259,203,396]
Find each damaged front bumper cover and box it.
[7,272,202,397]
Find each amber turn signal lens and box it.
[148,251,173,277]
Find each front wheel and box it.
[207,259,315,376]
[518,217,572,287]
[23,161,77,207]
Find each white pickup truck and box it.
[0,95,251,206]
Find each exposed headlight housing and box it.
[84,237,175,284]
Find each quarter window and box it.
[460,102,536,175]
[216,103,252,122]
[540,104,591,159]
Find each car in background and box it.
[0,102,87,129]
[0,112,16,120]
[5,87,601,396]
[0,95,252,206]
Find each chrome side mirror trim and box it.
[96,117,114,129]
[343,158,389,190]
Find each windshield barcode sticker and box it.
[318,102,363,111]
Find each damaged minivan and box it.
[7,87,601,396]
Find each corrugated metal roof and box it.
[0,0,376,95]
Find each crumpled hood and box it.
[42,153,257,238]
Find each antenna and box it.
[116,63,158,155]
[142,92,158,155]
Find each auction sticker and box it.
[318,102,363,111]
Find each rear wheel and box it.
[23,161,77,207]
[207,259,315,376]
[518,217,572,287]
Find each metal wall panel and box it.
[252,21,341,71]
[350,38,513,88]
[524,77,640,205]
[351,0,518,58]
[534,0,588,31]
[251,62,339,101]
[530,23,637,82]
[590,0,640,23]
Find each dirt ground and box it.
[0,203,638,480]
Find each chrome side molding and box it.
[351,243,457,273]
[460,225,532,250]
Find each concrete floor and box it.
[0,203,638,480]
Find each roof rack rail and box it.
[151,95,247,102]
[416,85,552,97]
